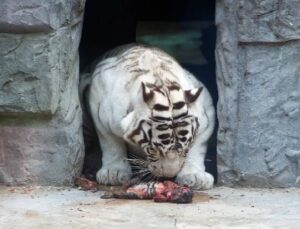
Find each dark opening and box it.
[79,0,218,182]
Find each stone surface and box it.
[216,0,300,187]
[0,186,300,228]
[0,0,85,33]
[1,31,60,114]
[238,0,300,42]
[0,0,85,185]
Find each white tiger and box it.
[87,44,215,190]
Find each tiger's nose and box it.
[171,143,182,151]
[167,151,176,160]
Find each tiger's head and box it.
[122,82,202,178]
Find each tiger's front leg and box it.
[176,142,214,190]
[176,106,215,190]
[96,132,132,185]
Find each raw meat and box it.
[101,180,193,204]
[74,176,97,191]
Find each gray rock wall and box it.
[216,0,300,187]
[0,0,85,185]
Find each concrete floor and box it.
[0,185,299,229]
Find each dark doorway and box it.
[79,0,217,181]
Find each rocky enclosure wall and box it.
[216,0,300,187]
[0,0,85,185]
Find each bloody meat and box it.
[74,176,98,191]
[101,180,193,204]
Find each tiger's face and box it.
[147,116,199,177]
[123,82,202,178]
[141,82,201,178]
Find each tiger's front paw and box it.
[96,161,131,185]
[176,169,214,190]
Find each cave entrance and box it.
[79,0,218,182]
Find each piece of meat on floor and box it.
[101,180,193,204]
[74,177,98,191]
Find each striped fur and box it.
[87,44,215,189]
[128,82,200,157]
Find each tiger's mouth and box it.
[127,151,185,180]
[148,157,185,178]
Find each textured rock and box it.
[0,0,85,33]
[0,116,83,185]
[0,0,85,185]
[1,32,59,114]
[216,0,300,187]
[238,0,300,42]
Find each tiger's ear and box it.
[184,87,203,104]
[141,82,154,104]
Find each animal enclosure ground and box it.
[0,186,299,229]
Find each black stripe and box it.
[196,118,200,129]
[173,101,185,110]
[128,120,144,140]
[125,62,139,69]
[146,147,152,155]
[142,128,149,143]
[162,140,170,145]
[138,139,148,146]
[130,69,149,74]
[156,124,170,130]
[192,123,195,134]
[173,121,189,127]
[179,137,187,142]
[147,129,152,140]
[178,130,188,136]
[103,64,118,71]
[152,116,172,121]
[149,158,158,162]
[158,133,170,139]
[154,142,163,147]
[153,104,169,111]
[168,84,180,91]
[173,111,188,120]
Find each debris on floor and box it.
[74,176,98,191]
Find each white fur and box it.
[88,46,215,189]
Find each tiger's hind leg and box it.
[96,131,132,185]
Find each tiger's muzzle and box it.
[148,150,185,178]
